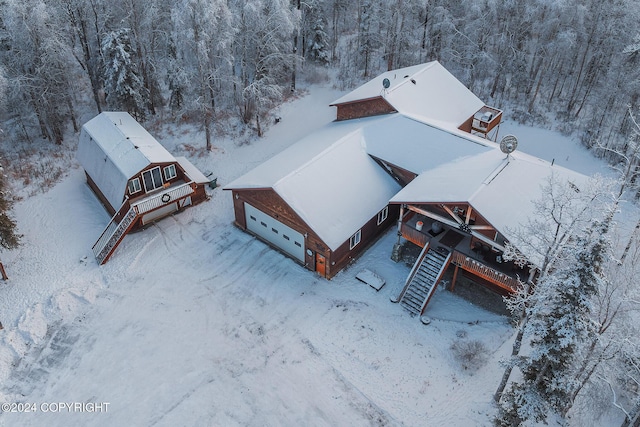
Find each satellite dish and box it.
[382,78,390,89]
[500,134,518,155]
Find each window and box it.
[163,164,177,181]
[283,235,290,241]
[272,228,278,234]
[377,206,389,225]
[128,178,141,195]
[250,215,257,221]
[260,221,267,227]
[294,241,302,247]
[142,167,163,192]
[349,230,362,249]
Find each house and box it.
[224,118,402,278]
[225,61,591,317]
[77,112,210,264]
[330,61,502,140]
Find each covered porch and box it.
[397,205,531,295]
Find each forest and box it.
[0,0,639,155]
[2,1,640,426]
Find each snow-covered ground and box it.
[0,85,625,426]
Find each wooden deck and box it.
[399,219,524,293]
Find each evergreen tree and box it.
[496,213,613,426]
[101,28,150,121]
[307,13,330,65]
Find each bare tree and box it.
[494,175,611,403]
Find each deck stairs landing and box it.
[399,245,452,316]
[92,206,139,265]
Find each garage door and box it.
[244,203,305,262]
[141,202,178,225]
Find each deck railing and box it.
[132,182,194,215]
[450,252,521,293]
[400,222,429,248]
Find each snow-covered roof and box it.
[77,112,175,210]
[363,114,492,174]
[391,149,591,266]
[225,118,369,190]
[176,157,210,184]
[228,62,592,267]
[331,61,485,128]
[225,117,402,251]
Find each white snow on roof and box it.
[176,157,210,184]
[225,116,401,251]
[331,61,485,127]
[331,63,427,105]
[274,131,401,251]
[391,148,592,266]
[469,152,591,262]
[390,150,508,203]
[77,112,175,210]
[364,114,492,174]
[228,62,593,266]
[225,117,377,189]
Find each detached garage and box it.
[224,120,400,279]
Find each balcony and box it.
[399,215,526,293]
[131,182,194,215]
[470,106,502,140]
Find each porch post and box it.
[450,264,459,292]
[396,204,405,243]
[391,204,405,262]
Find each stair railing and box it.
[92,199,130,257]
[417,251,452,315]
[391,242,430,303]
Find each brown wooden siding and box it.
[231,188,399,279]
[231,188,331,274]
[127,162,187,199]
[400,221,428,247]
[375,158,418,186]
[325,204,400,278]
[190,184,208,205]
[334,97,397,121]
[86,161,208,233]
[458,115,474,133]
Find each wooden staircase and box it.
[90,183,197,265]
[398,245,452,316]
[92,206,139,265]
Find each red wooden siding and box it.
[231,189,399,279]
[334,97,397,121]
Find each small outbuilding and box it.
[77,112,210,264]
